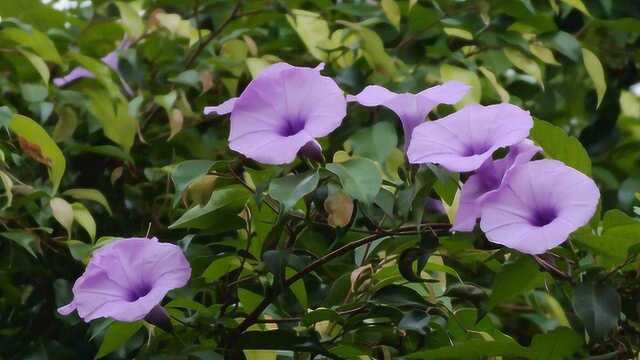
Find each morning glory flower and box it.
[407,103,533,172]
[58,237,191,323]
[204,62,346,164]
[54,37,132,93]
[480,160,600,255]
[452,140,541,232]
[347,82,470,147]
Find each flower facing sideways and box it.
[480,160,600,255]
[452,139,541,232]
[58,237,191,323]
[204,62,347,164]
[347,81,470,148]
[407,103,533,172]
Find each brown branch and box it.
[532,255,572,281]
[184,0,243,68]
[230,226,450,338]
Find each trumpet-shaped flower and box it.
[203,62,346,164]
[347,82,470,147]
[58,237,190,322]
[407,103,533,172]
[452,140,541,231]
[480,160,600,254]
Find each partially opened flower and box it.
[407,103,533,172]
[480,160,599,254]
[452,140,541,231]
[58,237,191,323]
[347,82,470,147]
[54,37,132,89]
[203,62,346,164]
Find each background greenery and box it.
[0,0,639,358]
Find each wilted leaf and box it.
[324,192,354,228]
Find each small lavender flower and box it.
[347,82,470,147]
[452,140,541,231]
[58,237,190,323]
[407,103,533,172]
[53,37,132,90]
[204,62,346,164]
[480,160,600,254]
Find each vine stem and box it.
[229,226,450,339]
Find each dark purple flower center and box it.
[127,282,152,302]
[463,143,492,156]
[530,207,557,227]
[278,116,306,137]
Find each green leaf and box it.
[370,284,429,308]
[268,171,319,212]
[347,121,398,164]
[65,240,93,263]
[20,83,48,103]
[1,231,39,257]
[407,339,530,359]
[169,185,250,229]
[381,0,401,29]
[170,160,216,206]
[337,20,397,77]
[478,66,509,102]
[202,255,242,283]
[154,90,178,112]
[573,279,620,338]
[529,119,591,175]
[326,158,382,204]
[504,47,544,89]
[548,31,581,62]
[87,90,137,153]
[72,202,96,241]
[560,0,590,16]
[530,327,583,360]
[440,64,481,107]
[581,48,606,108]
[115,1,144,39]
[286,9,331,61]
[62,188,113,215]
[238,288,264,313]
[10,114,65,192]
[0,27,62,64]
[488,256,546,309]
[68,53,121,98]
[18,49,50,84]
[95,321,143,359]
[572,210,640,267]
[286,267,308,309]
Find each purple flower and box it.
[480,160,600,254]
[347,82,470,147]
[204,62,346,164]
[452,140,541,231]
[407,103,533,172]
[58,237,191,323]
[53,37,132,87]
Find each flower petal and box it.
[203,98,237,115]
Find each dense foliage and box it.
[1,0,639,358]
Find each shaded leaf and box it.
[573,279,620,338]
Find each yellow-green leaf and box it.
[582,48,606,108]
[168,108,183,140]
[286,267,308,309]
[115,1,144,39]
[478,66,509,102]
[529,43,560,65]
[87,90,137,152]
[63,188,113,215]
[561,0,590,16]
[9,114,66,193]
[52,106,78,143]
[338,21,397,77]
[50,197,74,237]
[0,27,62,64]
[246,57,273,79]
[71,202,96,241]
[440,64,481,107]
[381,0,401,29]
[17,49,50,84]
[0,170,13,209]
[504,48,544,89]
[444,27,473,40]
[286,9,331,61]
